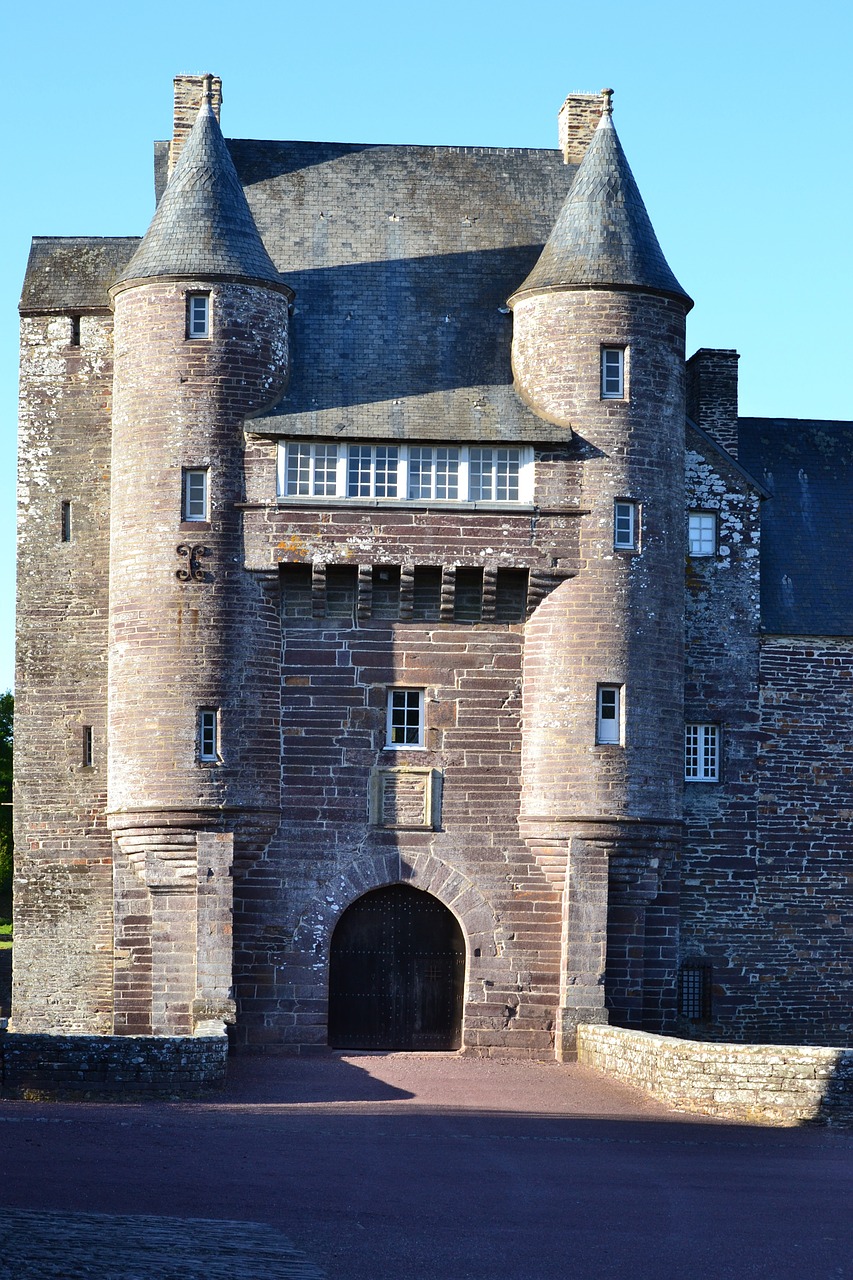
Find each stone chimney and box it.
[557,90,609,164]
[170,73,222,176]
[686,348,740,459]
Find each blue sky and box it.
[2,0,851,692]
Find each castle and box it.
[11,75,853,1070]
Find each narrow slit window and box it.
[601,347,625,398]
[82,726,93,768]
[199,708,219,762]
[596,685,622,744]
[680,960,713,1020]
[61,501,72,543]
[187,293,210,339]
[386,688,425,749]
[183,469,209,522]
[70,315,81,347]
[685,723,720,782]
[614,500,637,550]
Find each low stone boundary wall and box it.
[577,1025,853,1126]
[0,1033,228,1100]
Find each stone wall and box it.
[577,1024,853,1125]
[0,1033,227,1100]
[13,312,115,1033]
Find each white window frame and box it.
[601,347,625,399]
[596,685,622,745]
[198,708,220,762]
[187,293,210,339]
[688,511,717,557]
[684,723,720,782]
[276,442,534,505]
[386,688,425,750]
[183,468,209,522]
[614,499,638,550]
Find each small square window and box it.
[187,294,210,339]
[386,688,425,749]
[183,469,209,522]
[596,685,622,744]
[685,723,720,781]
[688,512,717,557]
[199,708,219,762]
[601,347,625,399]
[614,500,637,550]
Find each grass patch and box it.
[0,918,11,948]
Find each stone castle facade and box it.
[11,75,853,1065]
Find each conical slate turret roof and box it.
[114,96,282,288]
[509,98,691,308]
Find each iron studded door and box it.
[328,884,465,1050]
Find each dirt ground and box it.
[0,1051,851,1278]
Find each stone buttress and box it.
[510,94,693,1058]
[106,81,292,1035]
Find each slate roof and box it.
[739,418,853,635]
[19,238,139,313]
[114,103,284,289]
[508,111,691,307]
[209,138,580,442]
[21,123,689,443]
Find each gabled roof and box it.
[739,418,853,636]
[19,238,139,313]
[508,108,691,307]
[114,100,284,290]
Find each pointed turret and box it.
[509,90,691,308]
[514,89,691,1058]
[115,78,282,289]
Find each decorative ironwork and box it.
[176,543,211,582]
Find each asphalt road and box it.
[0,1052,850,1279]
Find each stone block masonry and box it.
[0,1033,228,1099]
[577,1024,853,1125]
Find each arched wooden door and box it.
[328,884,465,1050]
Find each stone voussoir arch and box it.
[289,849,503,980]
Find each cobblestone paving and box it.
[0,1208,326,1279]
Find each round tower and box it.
[510,92,693,1055]
[107,81,292,1036]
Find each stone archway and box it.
[327,884,465,1050]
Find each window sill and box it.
[180,521,211,532]
[269,498,536,513]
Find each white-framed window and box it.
[688,511,717,557]
[276,442,533,505]
[601,347,625,399]
[198,708,220,762]
[348,444,399,498]
[614,500,638,550]
[183,468,209,521]
[408,446,460,500]
[596,685,622,745]
[386,688,425,749]
[684,723,720,782]
[285,443,340,497]
[187,293,210,339]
